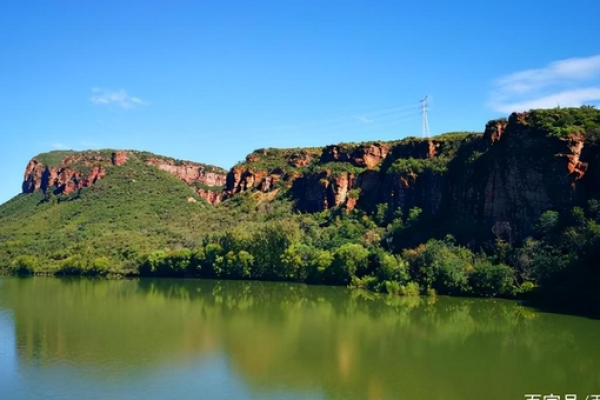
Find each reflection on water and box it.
[0,277,599,400]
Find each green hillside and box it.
[2,155,209,272]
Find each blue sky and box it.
[1,0,599,203]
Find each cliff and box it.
[219,107,600,245]
[21,150,227,204]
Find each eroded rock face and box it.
[321,145,351,163]
[225,167,263,195]
[320,143,390,169]
[112,151,128,166]
[484,119,507,144]
[379,169,445,220]
[447,112,597,241]
[383,140,443,163]
[561,134,588,184]
[22,159,108,196]
[289,171,359,212]
[22,160,45,193]
[197,189,222,205]
[352,144,389,168]
[224,166,289,196]
[291,172,330,212]
[329,172,354,207]
[145,158,226,187]
[287,152,312,167]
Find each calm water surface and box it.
[0,277,599,400]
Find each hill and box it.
[2,107,600,314]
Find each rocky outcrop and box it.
[287,152,312,167]
[225,167,263,195]
[352,144,390,168]
[145,158,226,187]
[291,171,364,212]
[291,172,330,212]
[197,189,222,205]
[224,166,290,197]
[560,134,588,184]
[446,112,597,242]
[320,143,390,169]
[484,119,507,144]
[111,151,128,166]
[22,157,109,196]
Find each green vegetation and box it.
[237,147,322,173]
[387,156,449,174]
[192,181,224,191]
[523,106,600,139]
[431,131,481,141]
[33,150,77,167]
[306,161,366,175]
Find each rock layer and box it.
[145,158,226,187]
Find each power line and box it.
[246,103,420,134]
[239,111,421,146]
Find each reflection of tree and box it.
[1,277,599,400]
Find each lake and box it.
[0,277,599,400]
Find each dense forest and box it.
[1,106,599,315]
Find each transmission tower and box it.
[420,96,430,138]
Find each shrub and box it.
[90,257,111,275]
[468,262,516,297]
[56,255,89,275]
[400,282,421,296]
[384,280,401,295]
[403,239,472,295]
[10,255,38,275]
[329,243,369,285]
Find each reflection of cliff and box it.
[1,277,599,400]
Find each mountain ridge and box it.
[3,106,600,314]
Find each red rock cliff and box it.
[22,150,227,204]
[22,152,119,195]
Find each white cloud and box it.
[355,116,374,124]
[52,143,67,149]
[488,54,600,113]
[492,87,600,114]
[90,88,147,109]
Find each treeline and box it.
[7,195,600,311]
[6,219,521,298]
[134,228,521,298]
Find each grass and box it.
[34,150,77,167]
[236,147,323,173]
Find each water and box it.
[0,277,599,400]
